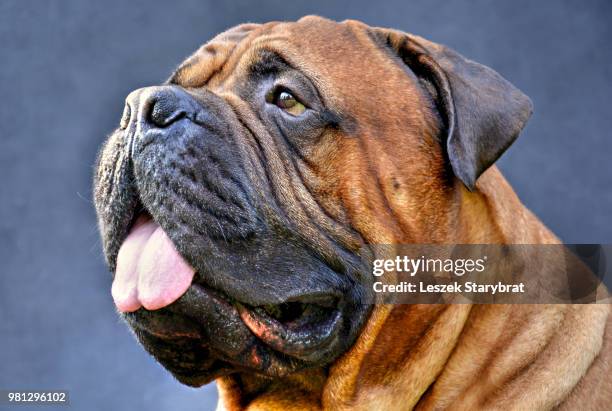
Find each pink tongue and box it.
[112,216,196,313]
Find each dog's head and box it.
[94,16,531,386]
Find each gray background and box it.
[1,0,610,410]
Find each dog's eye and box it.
[267,89,306,116]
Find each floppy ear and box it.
[371,28,533,190]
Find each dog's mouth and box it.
[112,211,345,385]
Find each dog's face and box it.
[94,16,531,386]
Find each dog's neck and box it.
[216,308,477,411]
[215,168,603,410]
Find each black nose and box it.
[122,86,198,129]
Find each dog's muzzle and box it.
[94,85,371,386]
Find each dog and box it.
[94,16,611,410]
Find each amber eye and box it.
[269,90,306,116]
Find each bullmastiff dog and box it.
[94,16,612,410]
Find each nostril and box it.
[148,95,186,128]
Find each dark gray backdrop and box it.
[1,0,610,410]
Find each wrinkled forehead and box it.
[169,17,383,93]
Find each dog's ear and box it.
[371,28,533,190]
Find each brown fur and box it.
[168,16,611,410]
